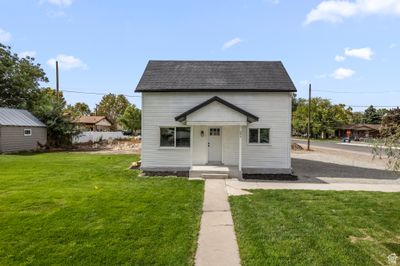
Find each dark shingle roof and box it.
[135,60,297,92]
[175,96,259,123]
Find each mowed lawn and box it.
[230,190,400,266]
[0,153,204,265]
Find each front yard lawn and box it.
[0,152,203,265]
[230,190,400,266]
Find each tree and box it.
[65,102,91,118]
[32,89,79,147]
[40,87,67,107]
[97,94,130,130]
[291,93,299,112]
[0,43,48,110]
[364,105,386,124]
[351,111,365,124]
[292,97,351,138]
[119,105,141,133]
[373,108,400,171]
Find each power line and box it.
[60,88,398,108]
[314,89,400,94]
[347,105,399,108]
[61,89,141,98]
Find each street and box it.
[293,139,373,154]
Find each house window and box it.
[24,129,32,136]
[160,127,191,148]
[209,128,220,136]
[248,128,270,144]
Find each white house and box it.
[135,60,296,178]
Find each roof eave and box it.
[135,88,297,93]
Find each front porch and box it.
[189,164,241,179]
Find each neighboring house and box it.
[336,124,380,140]
[0,108,47,153]
[74,116,112,131]
[135,60,296,178]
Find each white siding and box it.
[222,126,239,165]
[141,92,291,170]
[187,101,247,125]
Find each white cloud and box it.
[0,28,11,43]
[316,73,328,79]
[335,55,346,62]
[222,37,243,50]
[390,43,397,48]
[42,0,73,7]
[265,0,280,4]
[19,51,37,58]
[344,47,374,60]
[305,0,400,24]
[47,54,87,70]
[331,67,355,79]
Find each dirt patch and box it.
[141,171,189,177]
[49,139,141,154]
[349,235,374,243]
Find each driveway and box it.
[292,158,398,180]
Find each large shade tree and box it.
[65,102,91,118]
[96,94,130,130]
[292,97,351,138]
[0,43,48,109]
[32,88,79,147]
[119,104,141,133]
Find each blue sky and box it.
[1,0,399,111]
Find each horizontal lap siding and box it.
[141,92,291,169]
[0,126,47,153]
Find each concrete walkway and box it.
[195,179,241,266]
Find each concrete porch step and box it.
[189,165,241,179]
[201,173,229,179]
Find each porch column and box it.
[239,126,242,171]
[190,126,194,167]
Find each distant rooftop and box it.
[74,116,108,125]
[0,108,46,127]
[135,60,297,92]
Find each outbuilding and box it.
[0,108,47,153]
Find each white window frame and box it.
[159,126,191,149]
[247,128,271,145]
[24,128,32,136]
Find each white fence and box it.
[73,131,130,144]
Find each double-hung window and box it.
[248,128,270,144]
[160,127,190,148]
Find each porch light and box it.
[201,130,204,137]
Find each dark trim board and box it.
[175,96,259,123]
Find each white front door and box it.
[208,127,222,163]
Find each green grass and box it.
[0,152,204,265]
[230,190,400,266]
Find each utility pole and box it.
[307,83,311,151]
[56,61,59,101]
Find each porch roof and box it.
[175,96,259,125]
